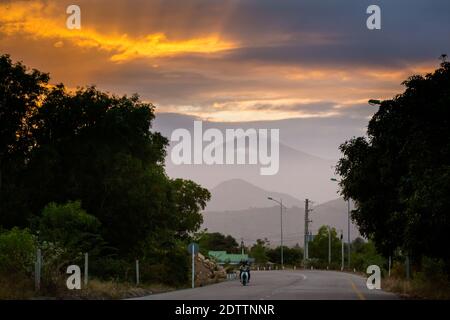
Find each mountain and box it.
[153,112,340,203]
[202,206,305,247]
[309,198,360,241]
[153,112,368,160]
[206,179,304,211]
[202,187,361,247]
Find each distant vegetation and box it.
[197,232,241,255]
[0,54,210,298]
[198,229,384,273]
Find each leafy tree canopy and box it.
[0,54,211,264]
[336,58,450,272]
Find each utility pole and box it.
[280,199,284,269]
[340,230,344,271]
[304,199,312,263]
[347,199,351,268]
[330,178,352,269]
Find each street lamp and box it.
[330,178,351,269]
[268,197,286,270]
[368,99,381,106]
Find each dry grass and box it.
[0,276,35,300]
[51,279,176,300]
[0,275,175,300]
[78,280,174,300]
[383,276,450,300]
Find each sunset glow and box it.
[1,0,447,122]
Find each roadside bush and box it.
[0,228,36,275]
[390,261,406,278]
[420,257,447,282]
[38,201,104,255]
[90,257,134,282]
[161,247,189,286]
[138,250,189,287]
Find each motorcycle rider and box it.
[239,260,251,283]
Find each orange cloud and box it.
[0,1,236,62]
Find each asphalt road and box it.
[134,270,399,300]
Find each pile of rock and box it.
[194,253,227,287]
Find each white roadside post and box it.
[136,260,140,286]
[388,256,392,277]
[35,248,42,291]
[328,227,331,267]
[188,242,199,289]
[84,253,88,287]
[192,249,195,288]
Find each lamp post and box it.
[328,226,331,267]
[268,197,286,269]
[330,178,351,269]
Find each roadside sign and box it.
[188,242,199,288]
[188,242,199,255]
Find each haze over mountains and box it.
[153,113,343,203]
[153,112,362,245]
[202,179,360,247]
[206,179,304,211]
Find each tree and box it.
[337,58,450,274]
[38,201,103,255]
[0,228,36,275]
[0,54,49,227]
[198,232,239,254]
[250,239,269,264]
[308,226,342,265]
[169,179,211,240]
[0,55,211,284]
[20,85,171,255]
[350,238,386,272]
[266,245,303,265]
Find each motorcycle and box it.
[241,270,249,286]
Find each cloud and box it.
[1,0,449,122]
[0,0,236,62]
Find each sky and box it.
[2,0,450,125]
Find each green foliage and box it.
[250,239,270,264]
[0,228,36,275]
[0,54,49,227]
[308,226,342,266]
[350,238,386,272]
[38,201,103,254]
[197,232,240,255]
[138,243,190,286]
[169,179,211,240]
[22,85,170,255]
[267,245,303,266]
[417,256,448,283]
[90,257,134,282]
[336,59,450,274]
[0,54,211,288]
